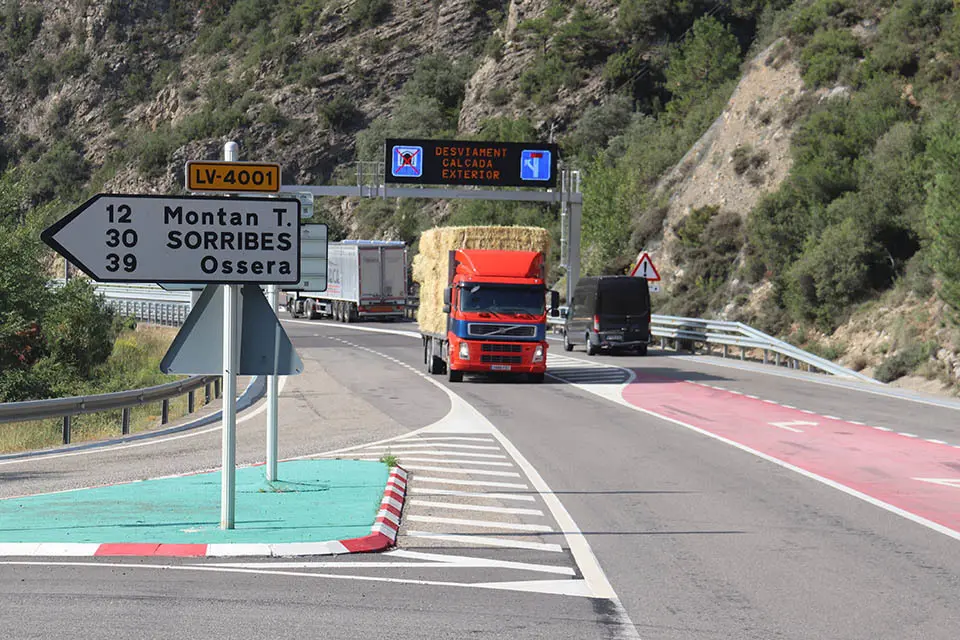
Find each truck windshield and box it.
[460,285,544,316]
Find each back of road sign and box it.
[160,284,303,375]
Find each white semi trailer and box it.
[286,240,408,322]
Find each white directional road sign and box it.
[42,194,301,284]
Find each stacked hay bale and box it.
[413,226,552,334]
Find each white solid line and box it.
[410,500,544,516]
[395,437,496,443]
[414,476,529,489]
[352,457,516,467]
[403,465,521,478]
[403,531,563,553]
[407,514,552,532]
[364,443,503,451]
[407,487,536,502]
[385,549,574,575]
[356,449,507,458]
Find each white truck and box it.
[285,240,408,322]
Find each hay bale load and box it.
[412,226,551,335]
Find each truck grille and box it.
[481,355,523,364]
[481,344,522,353]
[468,324,536,338]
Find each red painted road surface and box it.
[621,373,960,537]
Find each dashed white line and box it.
[403,531,563,553]
[396,437,497,444]
[365,443,502,451]
[414,477,529,489]
[407,487,536,502]
[402,465,521,478]
[410,500,544,517]
[358,457,516,467]
[926,439,948,445]
[899,433,919,438]
[345,449,509,459]
[405,515,553,532]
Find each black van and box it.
[563,276,651,355]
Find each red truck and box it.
[422,249,560,383]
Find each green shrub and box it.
[3,4,43,57]
[26,139,91,205]
[484,33,504,61]
[350,0,391,28]
[924,113,960,313]
[664,16,742,118]
[875,341,935,382]
[319,94,362,132]
[799,28,862,87]
[474,117,538,143]
[519,54,581,105]
[404,54,472,112]
[487,87,510,106]
[564,95,634,161]
[27,56,55,98]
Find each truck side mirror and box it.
[550,290,560,316]
[443,287,451,314]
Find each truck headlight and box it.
[532,345,544,362]
[459,342,470,360]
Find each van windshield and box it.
[598,280,648,316]
[460,284,545,316]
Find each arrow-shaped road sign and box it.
[629,251,661,281]
[41,194,301,285]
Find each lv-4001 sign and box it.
[41,194,301,284]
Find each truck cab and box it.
[425,249,559,383]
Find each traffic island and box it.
[0,460,407,558]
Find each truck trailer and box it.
[422,249,559,383]
[286,240,407,322]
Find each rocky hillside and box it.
[3,0,960,393]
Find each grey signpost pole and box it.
[221,140,240,530]
[265,282,279,482]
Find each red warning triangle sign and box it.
[629,252,661,280]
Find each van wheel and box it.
[563,332,574,352]
[585,335,597,356]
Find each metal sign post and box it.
[265,282,279,482]
[221,141,240,529]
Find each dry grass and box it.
[412,226,552,334]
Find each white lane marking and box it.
[763,399,779,404]
[0,561,591,597]
[913,478,960,489]
[769,421,817,433]
[410,499,544,516]
[407,487,536,502]
[216,555,574,576]
[343,449,509,459]
[800,409,818,415]
[347,456,516,467]
[745,395,760,399]
[395,437,496,443]
[849,420,865,425]
[293,323,641,634]
[407,514,552,532]
[900,433,919,438]
[823,415,841,420]
[925,439,948,445]
[403,531,563,553]
[874,426,893,431]
[385,549,574,575]
[413,477,529,489]
[0,377,287,469]
[362,443,504,452]
[402,465,521,478]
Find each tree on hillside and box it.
[924,116,960,313]
[664,16,742,119]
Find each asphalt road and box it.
[2,319,959,639]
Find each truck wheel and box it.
[426,342,443,375]
[334,301,344,322]
[637,344,648,356]
[288,304,300,319]
[528,372,545,383]
[585,335,597,356]
[307,302,318,320]
[448,368,463,383]
[563,332,574,352]
[346,303,357,323]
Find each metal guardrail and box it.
[0,375,222,444]
[649,314,877,383]
[52,280,191,327]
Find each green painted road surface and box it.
[0,460,388,543]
